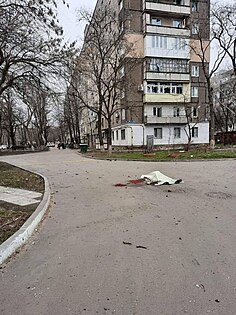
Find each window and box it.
[102,118,104,127]
[116,130,119,140]
[112,131,114,141]
[173,107,180,117]
[192,107,198,117]
[153,107,162,117]
[191,86,199,97]
[121,108,126,120]
[152,36,167,49]
[154,128,163,139]
[148,59,160,72]
[115,112,120,123]
[151,17,161,26]
[192,1,198,12]
[146,58,189,73]
[173,20,182,28]
[120,88,125,99]
[174,37,187,50]
[150,36,187,52]
[119,21,124,32]
[174,0,182,4]
[121,129,125,140]
[147,82,183,94]
[120,66,125,77]
[174,127,181,138]
[119,0,123,11]
[192,23,199,35]
[192,127,198,138]
[191,65,199,77]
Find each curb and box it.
[0,171,50,265]
[78,153,236,163]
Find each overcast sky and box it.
[57,0,97,44]
[57,0,234,71]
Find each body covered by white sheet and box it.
[140,171,183,185]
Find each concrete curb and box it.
[0,171,50,265]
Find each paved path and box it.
[0,149,236,315]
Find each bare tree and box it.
[213,74,236,132]
[0,0,74,98]
[0,91,23,147]
[20,81,54,148]
[72,7,136,152]
[189,7,227,148]
[212,2,236,76]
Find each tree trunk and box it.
[97,109,104,150]
[208,83,215,148]
[9,126,16,146]
[74,111,81,145]
[107,116,112,154]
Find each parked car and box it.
[46,142,55,147]
[0,144,8,150]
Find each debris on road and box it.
[141,171,183,186]
[115,183,127,187]
[136,245,147,249]
[123,241,132,245]
[196,284,206,292]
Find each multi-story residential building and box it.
[80,0,210,149]
[212,69,236,133]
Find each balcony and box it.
[145,72,190,81]
[145,0,191,15]
[146,25,190,37]
[144,115,187,124]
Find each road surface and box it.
[0,149,236,315]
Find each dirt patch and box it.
[0,162,44,244]
[0,162,44,193]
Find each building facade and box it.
[212,69,236,133]
[80,0,210,149]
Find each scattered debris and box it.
[123,241,132,245]
[136,245,147,249]
[192,258,200,266]
[141,171,183,186]
[196,284,206,292]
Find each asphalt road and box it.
[0,149,236,315]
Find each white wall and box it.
[145,122,209,145]
[112,122,209,146]
[112,125,145,146]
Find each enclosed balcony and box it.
[144,0,191,16]
[144,35,190,59]
[144,13,191,36]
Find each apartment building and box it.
[80,0,210,149]
[212,69,236,133]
